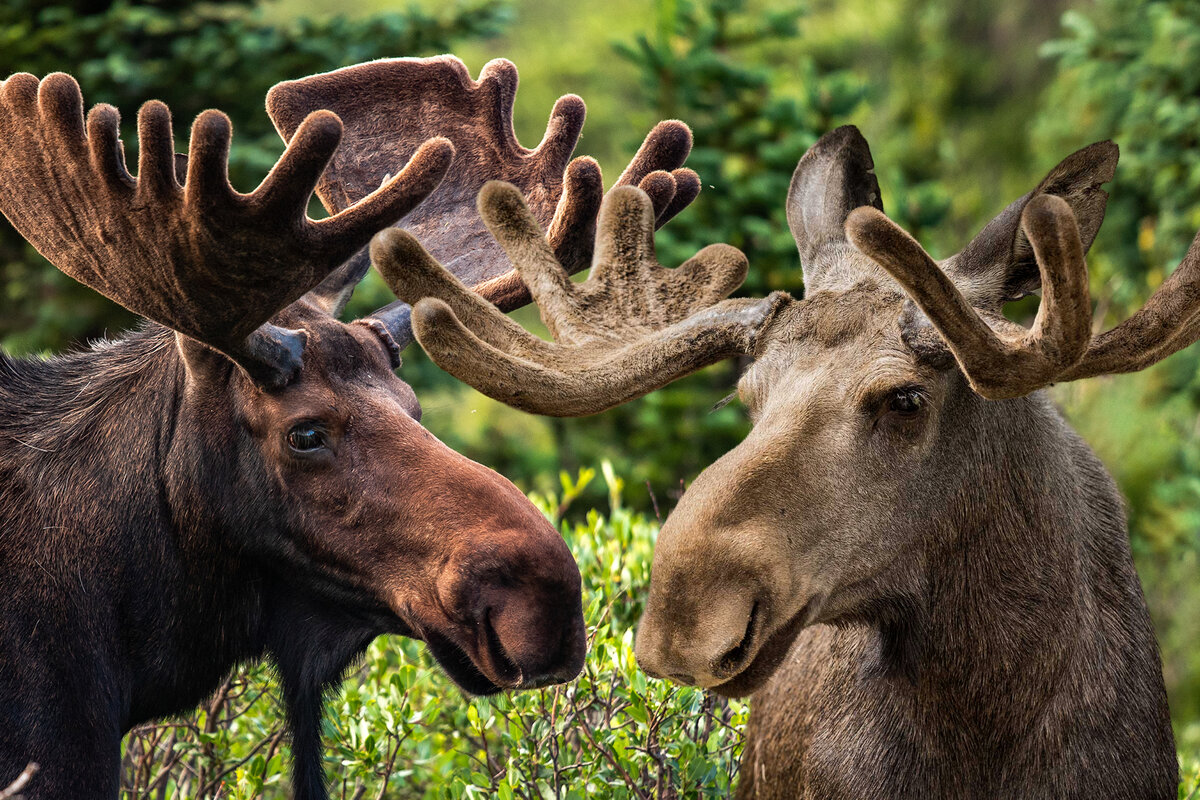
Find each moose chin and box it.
[0,56,706,800]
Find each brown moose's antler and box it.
[847,194,1200,399]
[266,55,701,313]
[0,72,453,387]
[371,182,789,416]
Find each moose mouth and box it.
[419,611,524,696]
[709,600,814,698]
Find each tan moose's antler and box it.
[847,194,1200,399]
[371,182,789,416]
[0,72,453,386]
[267,56,701,313]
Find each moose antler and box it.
[1057,228,1200,380]
[372,182,788,416]
[0,72,452,386]
[847,195,1200,398]
[267,56,700,314]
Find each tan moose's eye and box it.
[887,388,925,418]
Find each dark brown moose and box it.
[387,127,1196,797]
[0,56,703,800]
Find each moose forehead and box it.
[743,280,926,400]
[762,280,909,355]
[258,301,419,412]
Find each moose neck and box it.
[0,328,275,727]
[891,386,1169,746]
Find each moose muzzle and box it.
[633,433,802,697]
[381,436,586,696]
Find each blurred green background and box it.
[3,0,1200,782]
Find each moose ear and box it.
[947,141,1118,307]
[786,126,883,287]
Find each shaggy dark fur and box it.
[0,327,381,798]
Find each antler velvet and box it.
[372,182,789,416]
[0,72,452,387]
[848,194,1200,398]
[847,196,1093,399]
[267,56,701,314]
[1057,228,1200,380]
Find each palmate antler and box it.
[847,195,1200,399]
[0,72,452,387]
[266,56,701,320]
[372,182,789,416]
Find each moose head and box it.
[629,128,1193,696]
[388,125,1191,794]
[0,57,704,800]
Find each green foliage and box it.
[1037,0,1200,292]
[808,0,1069,250]
[0,0,509,354]
[1182,758,1200,800]
[120,468,749,798]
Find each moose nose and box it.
[438,525,586,688]
[711,600,760,680]
[470,570,585,688]
[635,594,761,689]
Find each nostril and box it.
[713,600,760,679]
[481,607,523,687]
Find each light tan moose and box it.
[382,126,1197,797]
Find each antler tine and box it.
[846,195,1093,400]
[479,181,597,343]
[375,181,788,417]
[0,72,453,386]
[1057,229,1200,380]
[370,225,555,362]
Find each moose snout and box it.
[436,518,586,690]
[398,436,587,693]
[636,584,763,689]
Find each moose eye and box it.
[286,423,328,454]
[887,388,925,417]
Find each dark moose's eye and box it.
[888,388,925,417]
[286,423,328,454]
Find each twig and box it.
[0,763,38,800]
[373,731,408,800]
[645,481,662,522]
[575,713,649,800]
